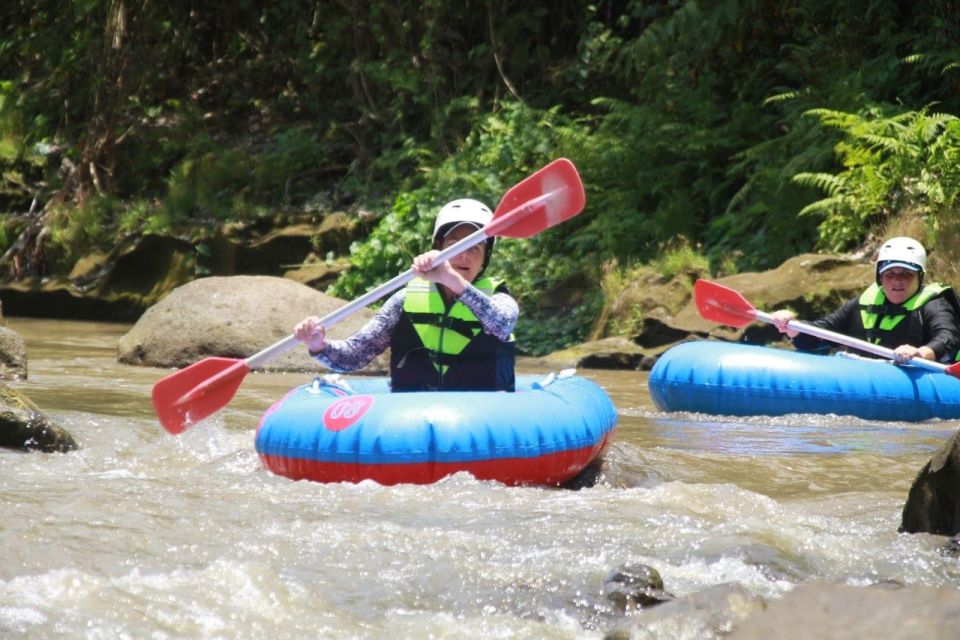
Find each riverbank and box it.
[0,218,876,371]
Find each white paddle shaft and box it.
[244,191,556,370]
[753,309,953,375]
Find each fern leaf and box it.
[860,133,905,155]
[792,172,845,196]
[762,91,800,107]
[796,195,844,218]
[803,108,859,130]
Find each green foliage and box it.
[0,80,18,163]
[0,80,54,211]
[514,295,602,357]
[595,259,648,340]
[793,107,960,250]
[46,195,119,267]
[118,199,159,235]
[651,237,711,281]
[3,0,960,353]
[578,0,833,271]
[162,151,248,224]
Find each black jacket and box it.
[792,291,960,362]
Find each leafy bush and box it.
[651,237,711,281]
[4,0,960,354]
[794,108,960,250]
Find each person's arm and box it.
[457,283,518,342]
[789,297,860,354]
[312,292,404,371]
[918,296,960,361]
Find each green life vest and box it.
[403,276,511,372]
[859,282,960,361]
[859,282,950,334]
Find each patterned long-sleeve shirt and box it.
[314,282,519,372]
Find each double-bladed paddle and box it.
[693,278,960,379]
[152,158,587,433]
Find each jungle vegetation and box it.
[1,1,959,354]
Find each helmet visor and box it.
[878,260,922,275]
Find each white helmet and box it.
[876,236,926,274]
[431,198,493,244]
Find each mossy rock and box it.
[0,382,77,452]
[0,326,27,380]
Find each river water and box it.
[2,318,957,638]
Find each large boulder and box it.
[117,275,388,373]
[0,381,77,452]
[0,326,27,380]
[899,430,960,536]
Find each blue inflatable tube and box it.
[648,341,960,421]
[255,374,617,485]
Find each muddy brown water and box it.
[2,318,957,638]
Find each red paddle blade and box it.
[488,158,585,238]
[693,279,758,328]
[947,362,960,379]
[151,357,249,434]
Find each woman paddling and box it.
[294,199,518,391]
[771,236,960,364]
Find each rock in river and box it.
[0,381,77,452]
[117,275,388,373]
[900,429,960,537]
[0,325,28,380]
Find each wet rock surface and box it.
[0,326,27,380]
[603,563,675,612]
[0,381,77,452]
[900,430,960,537]
[604,583,764,639]
[727,583,960,640]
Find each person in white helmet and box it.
[771,236,960,363]
[293,199,518,391]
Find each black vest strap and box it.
[403,312,480,337]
